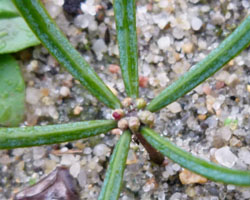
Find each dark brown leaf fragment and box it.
[14,166,79,200]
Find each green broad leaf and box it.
[147,15,250,112]
[114,0,139,98]
[12,0,121,109]
[0,55,25,127]
[0,18,40,53]
[0,120,117,149]
[0,0,19,18]
[0,0,40,54]
[141,127,250,186]
[98,130,131,200]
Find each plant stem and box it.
[135,132,164,165]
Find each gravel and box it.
[1,0,250,199]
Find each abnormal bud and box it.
[122,97,132,108]
[138,110,155,127]
[128,117,140,132]
[135,98,147,109]
[112,109,124,120]
[117,118,128,130]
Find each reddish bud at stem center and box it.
[112,112,121,120]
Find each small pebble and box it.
[139,76,149,88]
[92,39,107,60]
[191,17,203,31]
[126,150,137,165]
[75,141,85,150]
[77,169,87,188]
[172,61,190,74]
[83,147,92,155]
[74,14,90,29]
[172,163,181,171]
[214,146,238,168]
[225,74,238,86]
[70,162,81,178]
[238,148,250,165]
[227,184,236,191]
[215,81,225,89]
[27,60,39,72]
[0,155,11,165]
[33,147,46,160]
[203,84,212,95]
[45,2,62,18]
[108,64,120,74]
[143,178,157,192]
[179,169,207,184]
[80,1,96,16]
[172,28,184,40]
[157,72,169,87]
[229,137,242,147]
[241,189,250,199]
[53,0,64,6]
[157,36,171,51]
[218,127,232,141]
[26,87,42,105]
[61,154,76,166]
[182,42,194,54]
[41,88,50,97]
[169,193,183,200]
[93,144,110,157]
[206,95,216,113]
[215,71,230,82]
[242,0,250,8]
[73,105,83,115]
[167,102,182,113]
[186,187,196,197]
[197,114,207,121]
[44,160,57,174]
[211,12,225,25]
[190,0,200,4]
[96,7,105,23]
[60,86,70,97]
[247,85,250,92]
